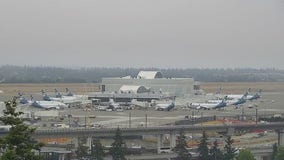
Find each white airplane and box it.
[219,91,248,106]
[223,92,248,106]
[31,100,67,110]
[42,89,86,104]
[215,87,255,101]
[155,101,175,111]
[246,89,262,101]
[190,100,227,110]
[62,88,87,99]
[225,92,248,100]
[0,101,4,108]
[130,99,151,109]
[108,99,122,111]
[96,105,109,111]
[208,95,246,107]
[0,125,11,131]
[225,98,246,106]
[19,94,67,110]
[94,99,122,111]
[65,88,74,96]
[46,95,80,104]
[18,93,33,105]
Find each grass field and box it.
[201,82,284,94]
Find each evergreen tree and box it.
[109,128,127,160]
[0,98,43,160]
[275,146,284,160]
[272,143,278,160]
[223,136,237,160]
[76,137,89,159]
[209,140,223,160]
[197,131,209,160]
[236,149,255,160]
[173,130,191,160]
[90,137,104,160]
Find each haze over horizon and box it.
[1,65,284,70]
[1,0,284,69]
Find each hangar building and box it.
[101,71,195,97]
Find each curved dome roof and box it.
[119,85,149,93]
[137,71,163,79]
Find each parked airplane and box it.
[61,88,86,99]
[190,100,227,110]
[218,88,261,101]
[54,89,62,98]
[155,101,175,111]
[222,91,248,105]
[65,88,74,96]
[0,101,5,108]
[41,89,85,104]
[19,94,67,110]
[215,87,258,101]
[246,89,262,101]
[130,99,151,109]
[96,105,109,111]
[0,125,11,131]
[225,97,246,106]
[225,92,248,100]
[107,99,122,111]
[31,100,67,110]
[18,93,32,105]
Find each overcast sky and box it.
[0,0,284,69]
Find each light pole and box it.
[201,112,203,126]
[241,106,244,121]
[256,107,258,125]
[145,113,148,128]
[129,112,132,128]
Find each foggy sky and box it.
[0,0,284,69]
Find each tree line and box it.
[1,65,284,83]
[0,98,128,160]
[176,130,284,160]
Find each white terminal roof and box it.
[119,85,149,93]
[137,71,163,79]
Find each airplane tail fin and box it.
[18,92,23,98]
[41,89,45,95]
[216,86,222,94]
[131,99,137,103]
[19,93,28,104]
[65,88,74,96]
[109,98,115,104]
[248,88,251,93]
[169,102,175,111]
[242,91,249,99]
[254,89,262,99]
[54,89,62,98]
[43,95,51,101]
[224,95,228,100]
[30,95,34,101]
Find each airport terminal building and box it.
[101,71,195,97]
